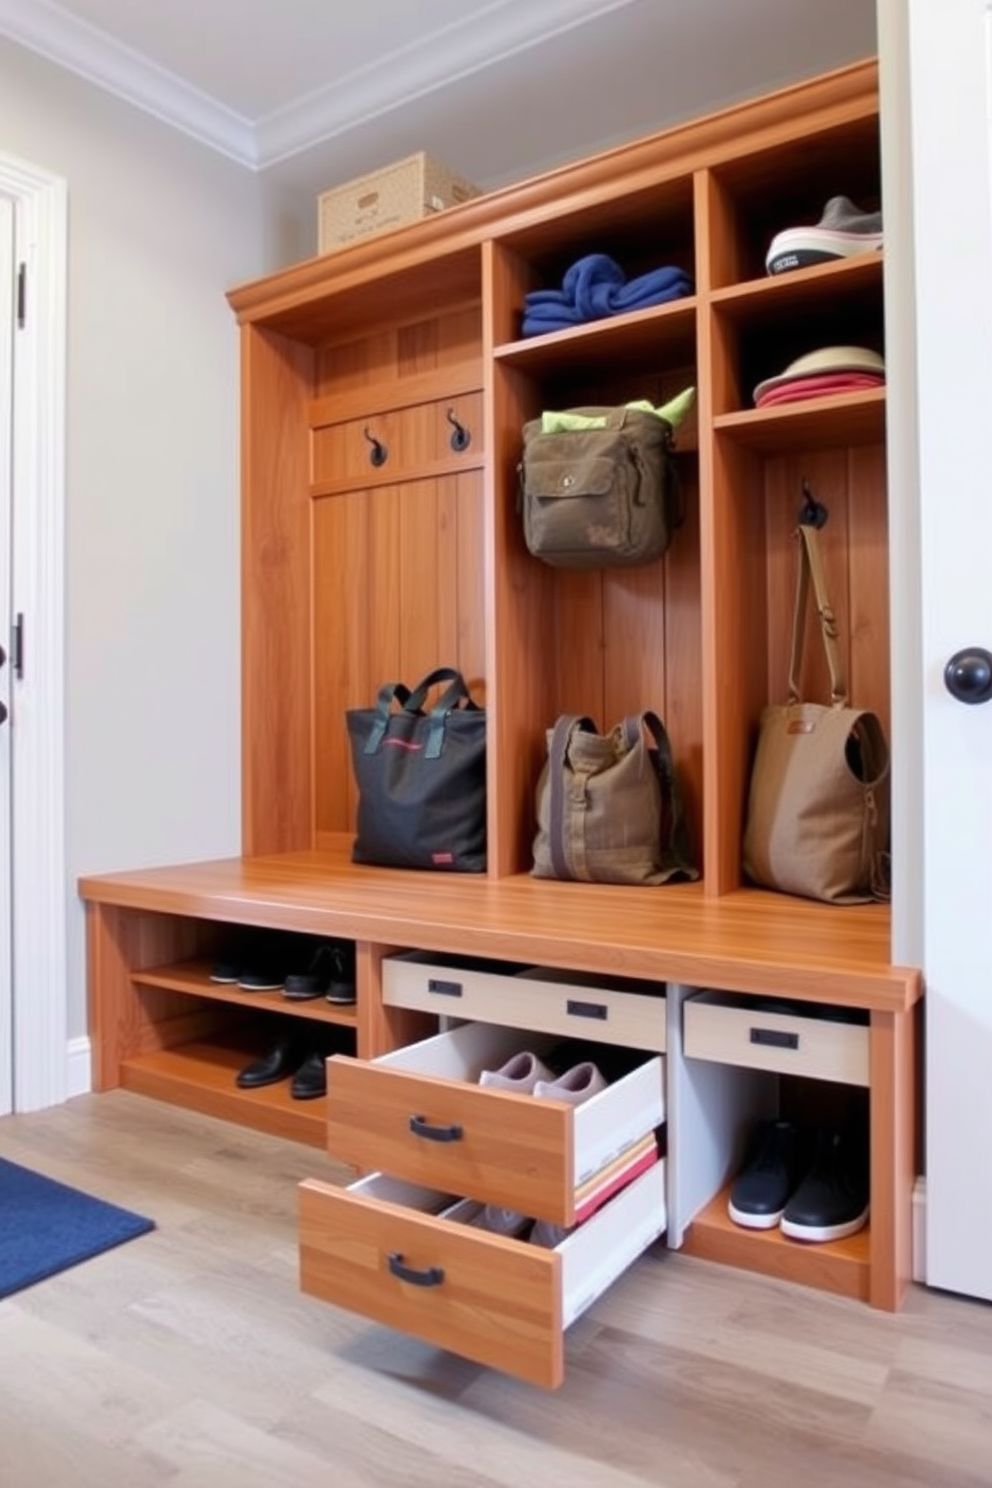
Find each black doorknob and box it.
[944,647,992,705]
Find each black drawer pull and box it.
[388,1252,445,1287]
[427,977,464,998]
[409,1114,464,1142]
[750,1026,799,1050]
[567,998,608,1021]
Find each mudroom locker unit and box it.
[81,58,922,1388]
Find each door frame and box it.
[1,151,68,1113]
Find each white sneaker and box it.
[529,1219,573,1248]
[532,1061,607,1106]
[471,1206,532,1238]
[479,1050,555,1093]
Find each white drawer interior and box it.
[369,1021,665,1188]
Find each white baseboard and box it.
[66,1036,92,1099]
[912,1175,926,1284]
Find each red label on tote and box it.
[432,851,454,865]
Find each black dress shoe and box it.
[236,1034,304,1089]
[290,1050,329,1100]
[283,940,355,1003]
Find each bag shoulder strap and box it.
[548,715,595,880]
[788,523,848,706]
[621,711,696,876]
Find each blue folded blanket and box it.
[522,253,692,336]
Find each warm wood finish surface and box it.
[325,1060,576,1224]
[299,1178,565,1390]
[81,845,918,1008]
[5,1092,992,1488]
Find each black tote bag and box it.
[346,667,487,872]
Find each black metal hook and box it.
[798,478,828,528]
[446,407,471,453]
[364,426,388,467]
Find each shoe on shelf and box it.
[765,195,884,276]
[290,1049,330,1100]
[780,1124,870,1243]
[324,941,357,1005]
[236,1033,305,1090]
[237,966,287,992]
[209,960,241,985]
[728,1118,808,1230]
[532,1061,607,1105]
[478,1050,555,1092]
[282,940,352,1002]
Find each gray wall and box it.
[0,37,262,1042]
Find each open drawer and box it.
[325,1021,665,1224]
[298,1161,667,1389]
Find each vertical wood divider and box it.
[241,324,315,855]
[482,240,557,878]
[869,996,918,1309]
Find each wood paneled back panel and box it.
[312,473,486,842]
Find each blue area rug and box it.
[0,1156,155,1299]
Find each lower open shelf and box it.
[680,1183,871,1301]
[120,1039,329,1148]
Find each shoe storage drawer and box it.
[298,1160,666,1390]
[325,1021,665,1224]
[382,952,666,1052]
[683,993,869,1086]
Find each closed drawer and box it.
[299,1159,666,1390]
[326,1021,665,1224]
[382,951,666,1052]
[683,993,869,1086]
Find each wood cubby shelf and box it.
[81,58,922,1382]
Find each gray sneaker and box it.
[766,195,883,276]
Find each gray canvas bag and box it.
[519,405,682,568]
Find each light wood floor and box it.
[1,1091,991,1488]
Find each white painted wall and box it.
[0,36,263,1043]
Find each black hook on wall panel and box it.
[446,407,471,452]
[364,426,388,467]
[798,478,829,528]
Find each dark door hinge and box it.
[12,614,24,679]
[16,262,26,329]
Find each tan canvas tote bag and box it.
[532,711,698,885]
[742,523,890,904]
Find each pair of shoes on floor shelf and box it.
[728,1117,870,1243]
[210,937,356,1005]
[476,1051,608,1247]
[235,1028,350,1101]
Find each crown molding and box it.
[255,0,637,168]
[0,0,256,166]
[0,0,637,172]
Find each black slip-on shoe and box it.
[236,1034,305,1089]
[728,1118,808,1230]
[290,1050,329,1100]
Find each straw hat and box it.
[753,346,885,404]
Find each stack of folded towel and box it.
[522,253,693,336]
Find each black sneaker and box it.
[728,1119,807,1230]
[780,1125,869,1243]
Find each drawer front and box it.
[325,1021,665,1223]
[298,1162,666,1389]
[683,995,869,1086]
[382,952,666,1052]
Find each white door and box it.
[0,194,13,1118]
[894,0,992,1301]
